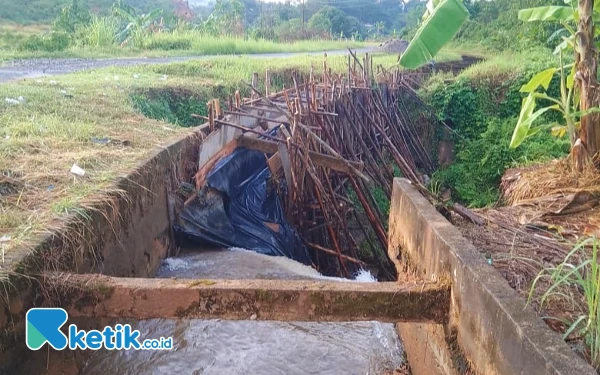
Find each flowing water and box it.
[81,249,406,375]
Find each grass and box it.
[0,52,415,260]
[529,237,600,369]
[0,24,474,62]
[0,23,51,48]
[0,24,372,60]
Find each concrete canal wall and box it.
[389,178,595,375]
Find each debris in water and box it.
[70,164,85,177]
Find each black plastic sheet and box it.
[175,147,311,265]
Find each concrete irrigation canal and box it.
[0,53,596,375]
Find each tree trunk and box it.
[575,0,600,169]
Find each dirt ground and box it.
[378,39,409,54]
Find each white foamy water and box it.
[228,247,378,282]
[84,320,405,375]
[354,268,378,282]
[160,257,192,272]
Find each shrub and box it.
[131,89,208,127]
[433,117,568,207]
[18,32,70,52]
[144,36,192,51]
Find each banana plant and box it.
[512,0,600,155]
[399,0,469,69]
[113,3,163,47]
[510,56,579,148]
[518,2,579,56]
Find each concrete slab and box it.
[47,274,450,324]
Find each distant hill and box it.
[0,0,177,24]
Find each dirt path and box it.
[0,49,372,83]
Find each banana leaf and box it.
[518,6,575,22]
[399,0,469,70]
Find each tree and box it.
[307,6,364,39]
[274,18,304,41]
[308,11,332,33]
[112,1,163,47]
[574,0,600,167]
[374,21,386,36]
[401,0,600,169]
[212,0,245,36]
[53,0,91,34]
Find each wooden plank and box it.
[278,142,293,190]
[48,274,450,324]
[195,139,238,189]
[267,152,283,174]
[238,136,364,175]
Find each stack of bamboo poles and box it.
[194,52,481,280]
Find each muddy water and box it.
[82,249,405,375]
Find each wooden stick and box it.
[307,243,366,266]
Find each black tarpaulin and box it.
[175,147,311,265]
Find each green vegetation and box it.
[0,0,369,60]
[530,237,600,370]
[457,0,565,51]
[0,0,175,24]
[404,1,600,369]
[423,51,569,207]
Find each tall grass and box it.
[142,30,366,55]
[529,237,600,369]
[3,28,370,60]
[78,16,118,48]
